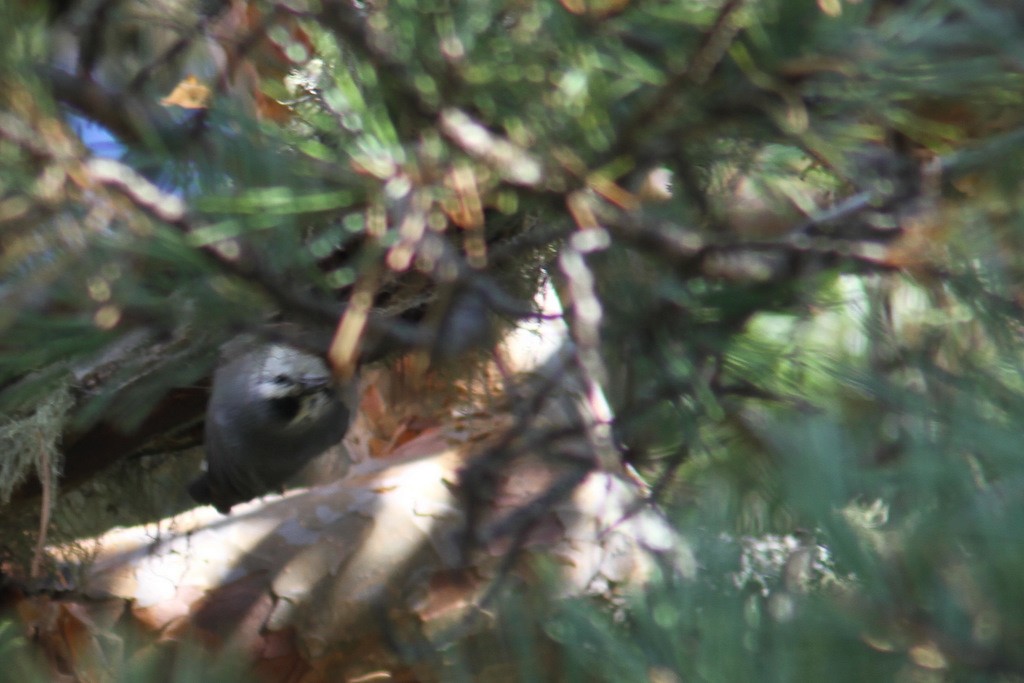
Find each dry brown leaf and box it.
[160,75,212,109]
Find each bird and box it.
[188,342,354,514]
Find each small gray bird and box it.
[188,343,354,514]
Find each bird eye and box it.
[269,394,302,422]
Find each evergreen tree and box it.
[2,0,1024,679]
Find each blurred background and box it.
[3,0,1024,680]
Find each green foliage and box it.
[0,618,45,682]
[2,0,1024,679]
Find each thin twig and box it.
[30,431,52,580]
[607,0,748,161]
